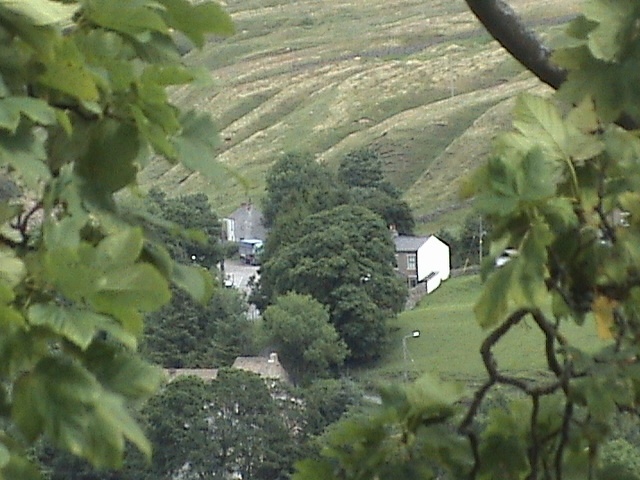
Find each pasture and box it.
[364,275,609,385]
[145,0,582,234]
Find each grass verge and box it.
[358,275,609,387]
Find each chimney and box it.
[389,224,398,237]
[268,352,278,364]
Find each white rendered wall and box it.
[416,235,451,283]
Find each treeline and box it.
[39,151,414,478]
[436,214,485,270]
[40,372,366,480]
[254,149,413,373]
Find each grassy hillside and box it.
[362,275,608,385]
[141,0,581,231]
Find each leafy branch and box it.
[463,0,639,130]
[458,308,572,478]
[463,0,566,90]
[0,0,231,477]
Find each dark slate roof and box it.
[228,203,267,241]
[393,235,429,253]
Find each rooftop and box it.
[394,235,430,252]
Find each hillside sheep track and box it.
[141,0,580,230]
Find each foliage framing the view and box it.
[0,0,231,477]
[294,1,640,479]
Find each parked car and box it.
[495,249,518,267]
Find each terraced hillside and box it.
[140,0,581,232]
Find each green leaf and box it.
[0,0,77,25]
[171,262,214,304]
[566,96,600,133]
[512,93,599,164]
[140,240,174,277]
[42,246,97,300]
[89,392,152,465]
[0,123,50,189]
[91,263,171,312]
[74,120,141,194]
[27,304,137,350]
[141,64,194,87]
[0,97,57,132]
[539,197,579,232]
[1,454,42,480]
[474,262,513,328]
[12,357,152,468]
[582,0,638,61]
[471,154,520,216]
[478,402,530,478]
[571,376,618,422]
[293,459,336,480]
[73,30,134,92]
[131,105,176,158]
[0,76,8,98]
[156,0,234,47]
[38,38,100,102]
[0,4,60,58]
[84,0,169,36]
[519,147,561,201]
[406,373,461,407]
[475,220,551,328]
[84,343,163,400]
[0,443,9,470]
[0,248,25,289]
[89,303,144,338]
[43,215,83,251]
[94,228,144,269]
[554,47,627,123]
[171,110,220,177]
[513,94,568,156]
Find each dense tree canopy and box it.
[339,148,415,234]
[262,152,346,229]
[144,188,223,268]
[257,150,411,363]
[294,1,640,479]
[40,374,370,480]
[259,204,406,362]
[0,0,232,476]
[437,214,486,269]
[338,148,386,189]
[143,287,254,368]
[139,191,254,368]
[140,371,298,480]
[263,293,348,385]
[299,378,366,438]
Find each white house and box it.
[394,235,450,293]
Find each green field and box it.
[363,275,609,385]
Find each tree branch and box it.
[526,394,540,480]
[463,0,566,90]
[464,0,640,130]
[530,310,566,377]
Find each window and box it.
[407,254,416,271]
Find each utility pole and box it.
[447,55,455,98]
[479,216,483,265]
